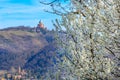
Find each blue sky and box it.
[0,0,59,30]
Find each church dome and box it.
[38,20,45,29]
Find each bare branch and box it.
[39,0,58,5]
[105,47,115,56]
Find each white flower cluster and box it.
[55,0,119,80]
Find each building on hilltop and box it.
[34,20,47,34]
[37,20,45,29]
[32,20,47,34]
[36,20,45,33]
